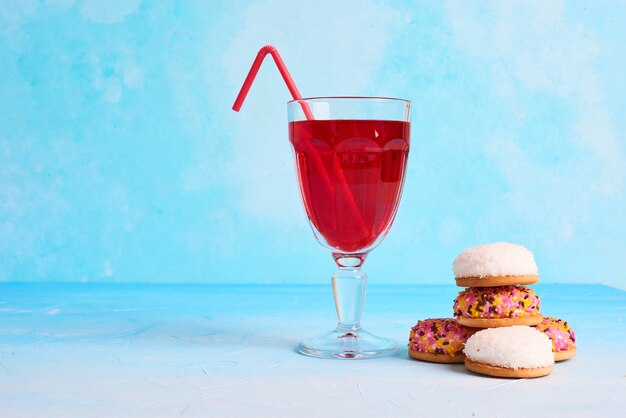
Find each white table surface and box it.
[1,283,624,417]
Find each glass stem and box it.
[332,267,367,332]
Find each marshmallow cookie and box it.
[408,318,476,363]
[464,326,554,378]
[453,242,539,287]
[536,317,577,361]
[454,285,543,328]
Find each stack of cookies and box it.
[453,242,543,328]
[408,242,576,378]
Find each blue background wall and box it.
[1,1,625,288]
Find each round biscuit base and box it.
[464,358,553,378]
[554,347,576,362]
[455,275,539,287]
[457,315,543,328]
[408,349,464,364]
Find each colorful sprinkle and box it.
[536,317,576,352]
[408,318,475,357]
[453,285,541,319]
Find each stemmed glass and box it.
[288,97,411,359]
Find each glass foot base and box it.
[298,328,398,359]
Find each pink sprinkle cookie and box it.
[408,318,476,363]
[535,317,577,361]
[453,285,543,328]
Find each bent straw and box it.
[232,45,314,120]
[232,45,369,244]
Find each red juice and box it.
[289,119,410,253]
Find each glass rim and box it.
[288,96,411,105]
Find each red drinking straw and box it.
[232,45,369,245]
[232,45,314,120]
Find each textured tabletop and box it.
[1,283,625,417]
